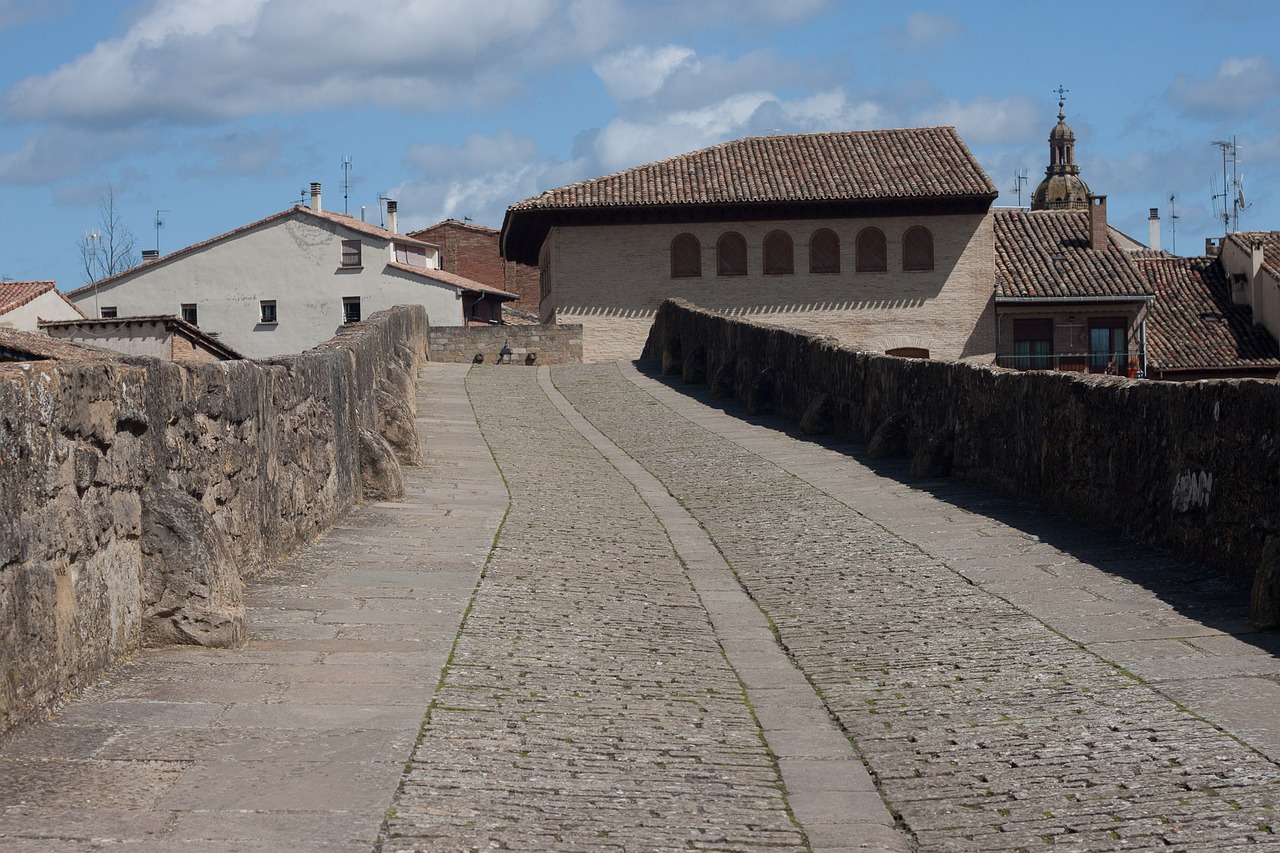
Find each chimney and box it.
[141,249,160,263]
[386,199,398,234]
[1147,208,1160,252]
[1087,194,1108,250]
[1206,237,1220,257]
[310,182,322,212]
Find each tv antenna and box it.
[377,193,389,228]
[1210,137,1246,232]
[341,156,353,215]
[1010,170,1028,207]
[1168,193,1179,255]
[154,209,170,253]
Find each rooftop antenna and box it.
[377,193,389,228]
[1168,193,1179,255]
[1010,170,1028,207]
[1211,137,1243,232]
[154,209,170,253]
[341,156,352,216]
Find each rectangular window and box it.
[1012,318,1053,370]
[341,239,362,268]
[342,296,361,324]
[1088,317,1127,372]
[260,300,277,324]
[99,306,117,318]
[394,244,427,268]
[181,303,197,325]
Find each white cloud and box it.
[392,130,586,229]
[884,12,963,51]
[2,0,601,126]
[1165,56,1280,118]
[0,127,150,184]
[594,45,696,102]
[915,95,1040,145]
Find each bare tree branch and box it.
[78,185,138,286]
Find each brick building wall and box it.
[547,214,997,363]
[417,220,541,311]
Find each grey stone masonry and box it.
[5,360,1280,851]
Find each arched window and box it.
[763,231,794,275]
[809,229,840,273]
[856,227,887,272]
[903,226,934,271]
[671,233,702,278]
[717,232,747,276]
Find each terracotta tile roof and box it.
[1138,255,1280,374]
[509,127,996,212]
[385,262,518,299]
[1224,231,1280,280]
[502,128,997,265]
[0,327,118,362]
[994,210,1152,300]
[0,280,85,317]
[66,207,437,299]
[410,219,499,239]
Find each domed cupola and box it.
[1031,90,1092,210]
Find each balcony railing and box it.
[996,351,1142,377]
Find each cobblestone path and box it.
[380,367,812,851]
[546,362,1280,852]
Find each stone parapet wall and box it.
[428,324,582,365]
[643,298,1280,620]
[0,306,427,734]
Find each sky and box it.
[2,0,1280,290]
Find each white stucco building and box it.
[66,185,515,358]
[0,281,85,331]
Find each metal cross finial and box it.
[1054,84,1069,110]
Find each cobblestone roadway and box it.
[550,362,1280,852]
[380,368,809,851]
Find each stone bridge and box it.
[2,357,1279,851]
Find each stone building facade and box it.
[503,127,1000,362]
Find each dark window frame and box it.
[1012,318,1054,370]
[341,239,362,268]
[763,230,794,275]
[181,303,198,326]
[903,226,934,271]
[809,228,840,274]
[716,232,748,277]
[671,233,702,278]
[260,300,277,325]
[855,227,887,273]
[342,296,361,324]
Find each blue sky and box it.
[2,0,1279,290]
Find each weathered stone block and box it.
[140,485,246,648]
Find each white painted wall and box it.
[45,320,172,359]
[69,212,463,358]
[1220,237,1280,345]
[0,290,84,331]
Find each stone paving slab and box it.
[552,360,1280,851]
[0,364,507,852]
